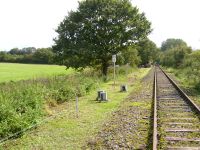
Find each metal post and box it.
[112,54,116,89]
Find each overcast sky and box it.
[0,0,200,51]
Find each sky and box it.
[0,0,200,51]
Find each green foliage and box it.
[53,0,151,75]
[165,50,200,91]
[33,48,55,64]
[161,38,188,51]
[117,45,141,67]
[137,39,159,65]
[0,83,43,138]
[160,38,192,67]
[0,73,100,139]
[182,50,200,90]
[1,68,150,149]
[0,47,55,64]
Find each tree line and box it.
[0,47,55,64]
[159,38,200,90]
[1,0,159,74]
[4,0,198,77]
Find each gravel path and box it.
[85,68,154,149]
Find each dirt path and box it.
[85,69,154,149]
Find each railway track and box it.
[153,67,200,150]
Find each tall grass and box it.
[0,72,100,140]
[0,65,136,140]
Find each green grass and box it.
[0,63,73,83]
[1,68,151,150]
[164,66,200,107]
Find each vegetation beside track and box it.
[1,67,150,149]
[164,67,200,107]
[0,68,98,142]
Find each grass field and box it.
[0,63,73,83]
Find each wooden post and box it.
[114,61,116,88]
[76,96,79,118]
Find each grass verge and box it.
[1,68,150,150]
[164,67,200,107]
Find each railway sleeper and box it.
[165,123,198,129]
[165,128,200,132]
[160,113,196,118]
[159,109,192,112]
[165,137,200,142]
[159,103,188,106]
[159,105,190,108]
[167,147,200,150]
[158,92,180,95]
[160,118,199,123]
[158,96,182,99]
[158,99,187,104]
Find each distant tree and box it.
[0,51,7,61]
[53,0,151,76]
[33,48,54,64]
[160,38,192,67]
[0,47,56,64]
[117,45,141,67]
[137,39,158,65]
[21,47,36,54]
[161,38,188,51]
[9,48,20,55]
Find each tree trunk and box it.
[102,62,108,77]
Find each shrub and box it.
[0,72,100,140]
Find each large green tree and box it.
[53,0,151,75]
[137,39,158,65]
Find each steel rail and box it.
[153,66,157,150]
[153,66,200,149]
[159,66,200,115]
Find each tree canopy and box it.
[137,39,158,65]
[160,38,192,67]
[161,38,188,51]
[0,47,55,64]
[53,0,151,75]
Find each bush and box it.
[0,73,100,139]
[194,83,200,91]
[0,84,43,138]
